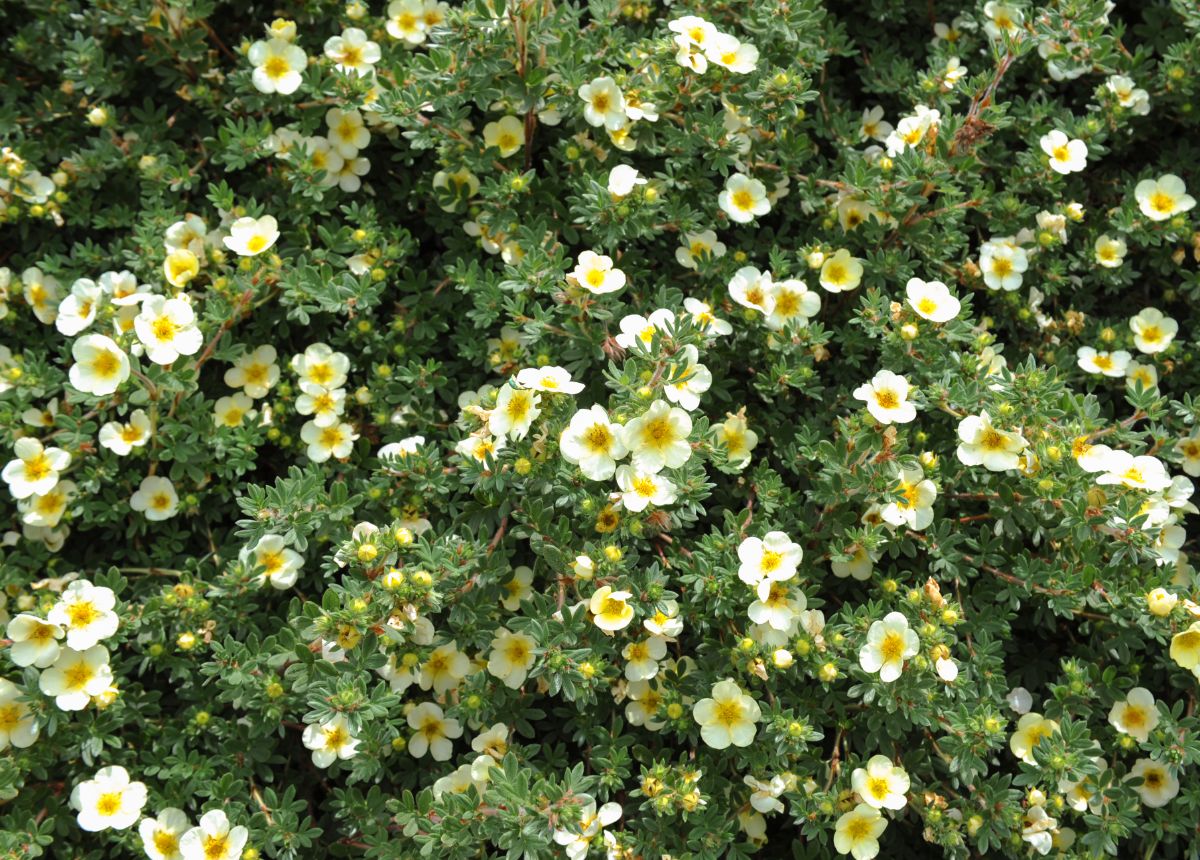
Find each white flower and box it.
[956,411,1028,471]
[748,582,806,631]
[222,215,280,257]
[68,333,130,395]
[578,76,626,130]
[676,231,727,269]
[135,296,203,365]
[99,410,152,455]
[852,756,910,810]
[682,298,732,338]
[719,173,770,223]
[296,383,346,427]
[418,641,471,694]
[300,420,358,462]
[130,475,179,521]
[407,701,462,761]
[326,108,370,158]
[884,107,939,155]
[19,479,77,528]
[881,466,937,530]
[765,279,821,330]
[552,797,622,860]
[3,438,70,499]
[560,405,627,480]
[22,267,61,324]
[1108,687,1159,743]
[1021,805,1057,856]
[6,613,64,667]
[589,585,634,632]
[164,215,209,255]
[241,534,303,589]
[483,116,524,157]
[728,266,775,315]
[324,27,380,76]
[386,0,428,43]
[139,808,190,860]
[487,628,538,688]
[668,15,718,50]
[1076,346,1131,377]
[1135,174,1195,221]
[614,308,675,350]
[455,431,505,464]
[942,56,967,89]
[745,775,787,815]
[936,657,959,682]
[983,1,1023,39]
[1009,712,1059,764]
[0,678,40,750]
[1106,75,1150,114]
[1096,451,1173,492]
[644,601,683,638]
[1128,758,1180,808]
[673,33,707,73]
[693,678,760,749]
[224,345,279,398]
[662,345,711,411]
[292,343,350,389]
[853,370,917,424]
[1129,307,1178,354]
[48,580,118,650]
[303,714,359,767]
[622,635,667,681]
[72,765,147,832]
[214,393,254,428]
[39,645,113,710]
[1177,436,1200,477]
[615,465,677,512]
[979,239,1028,291]
[737,531,802,590]
[1040,130,1087,174]
[714,413,758,467]
[471,723,510,760]
[249,38,307,95]
[1094,234,1127,268]
[706,34,759,74]
[622,400,692,472]
[858,612,919,682]
[834,804,887,859]
[819,249,864,293]
[379,436,425,471]
[489,382,541,440]
[831,544,876,581]
[906,278,960,322]
[607,164,646,197]
[179,810,248,860]
[56,278,103,336]
[860,106,893,142]
[571,250,626,295]
[500,566,533,611]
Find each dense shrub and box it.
[2,0,1200,857]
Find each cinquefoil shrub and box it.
[2,0,1200,857]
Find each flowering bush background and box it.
[3,0,1200,857]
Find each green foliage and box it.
[2,0,1200,858]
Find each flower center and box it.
[67,601,100,629]
[96,792,123,817]
[714,699,743,728]
[879,631,906,663]
[264,56,291,80]
[874,388,899,410]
